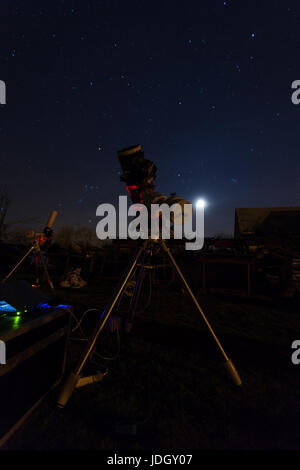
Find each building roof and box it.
[234,206,300,238]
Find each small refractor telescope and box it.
[2,211,58,289]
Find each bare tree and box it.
[55,226,109,252]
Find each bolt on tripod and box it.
[57,237,242,408]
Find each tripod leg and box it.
[126,248,147,329]
[160,240,242,386]
[1,245,36,283]
[35,254,40,286]
[38,249,55,290]
[57,240,149,408]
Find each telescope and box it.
[118,145,192,227]
[57,146,241,409]
[25,210,58,247]
[2,210,58,289]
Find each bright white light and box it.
[196,199,206,209]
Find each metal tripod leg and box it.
[38,249,55,290]
[2,240,55,290]
[1,244,37,283]
[126,248,148,329]
[57,239,149,408]
[160,239,242,386]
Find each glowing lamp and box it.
[196,199,206,209]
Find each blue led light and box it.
[0,300,17,314]
[37,302,71,309]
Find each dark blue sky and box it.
[1,0,300,236]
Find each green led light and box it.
[12,316,21,328]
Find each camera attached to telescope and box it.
[118,144,191,228]
[118,145,157,203]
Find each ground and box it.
[2,275,300,450]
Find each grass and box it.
[3,274,300,450]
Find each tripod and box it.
[1,235,54,290]
[57,237,242,408]
[1,211,58,290]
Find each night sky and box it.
[1,1,300,236]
